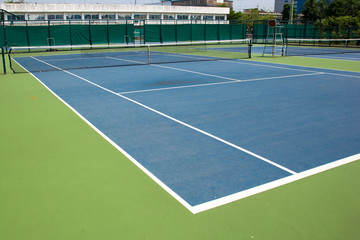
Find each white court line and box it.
[219,59,323,73]
[118,72,325,95]
[31,56,296,175]
[227,58,360,75]
[106,56,325,95]
[307,55,360,61]
[192,153,360,213]
[24,56,360,214]
[23,57,194,213]
[28,56,301,212]
[228,59,360,79]
[109,52,360,79]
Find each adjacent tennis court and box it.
[12,49,360,213]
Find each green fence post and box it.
[190,19,193,42]
[2,12,8,49]
[69,20,73,47]
[106,20,110,45]
[160,19,162,43]
[175,20,178,43]
[1,47,6,74]
[89,20,92,45]
[204,20,206,42]
[26,20,30,48]
[125,20,127,44]
[47,20,52,46]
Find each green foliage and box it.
[326,0,360,17]
[227,7,243,21]
[300,0,360,22]
[301,0,321,21]
[227,8,275,22]
[4,0,25,3]
[316,0,328,19]
[240,8,275,21]
[317,16,360,28]
[316,16,360,38]
[281,4,298,21]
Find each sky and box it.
[16,0,275,11]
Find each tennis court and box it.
[213,38,360,61]
[12,48,360,214]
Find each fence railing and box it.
[1,19,359,48]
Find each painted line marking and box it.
[22,57,194,214]
[229,58,360,75]
[307,55,360,61]
[191,153,360,213]
[118,72,324,95]
[20,57,360,214]
[32,56,296,175]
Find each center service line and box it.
[31,56,297,175]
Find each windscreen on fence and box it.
[1,21,134,48]
[9,39,252,73]
[252,21,360,42]
[144,23,247,43]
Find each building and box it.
[0,3,229,23]
[274,0,300,14]
[171,0,233,8]
[274,0,333,14]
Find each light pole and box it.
[289,0,294,24]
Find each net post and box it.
[147,45,150,64]
[8,48,14,73]
[248,39,252,58]
[47,20,52,46]
[2,12,8,51]
[106,20,110,46]
[69,20,73,49]
[88,20,92,46]
[25,20,30,50]
[1,47,6,74]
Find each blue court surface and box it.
[303,52,360,61]
[211,46,360,61]
[15,55,360,213]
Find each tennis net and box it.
[9,39,252,73]
[284,38,360,56]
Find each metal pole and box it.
[1,47,6,74]
[290,0,294,24]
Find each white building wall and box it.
[0,3,229,15]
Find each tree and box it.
[240,8,275,21]
[4,0,25,3]
[227,7,243,21]
[281,4,298,21]
[326,0,360,17]
[302,0,320,21]
[316,0,328,19]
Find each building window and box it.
[163,14,174,20]
[134,14,146,20]
[203,15,213,20]
[66,14,81,20]
[177,15,189,20]
[215,15,225,20]
[27,14,45,21]
[7,15,25,21]
[48,14,64,20]
[84,14,99,20]
[102,14,116,20]
[191,15,201,20]
[118,14,131,20]
[149,14,161,20]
